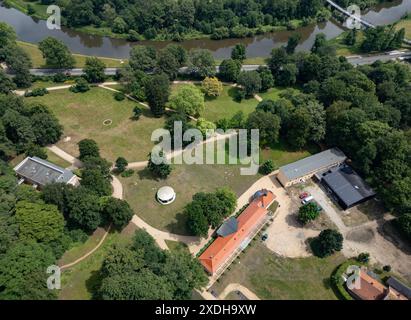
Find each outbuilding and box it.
[277,148,347,187]
[320,164,376,210]
[157,186,176,205]
[14,156,79,189]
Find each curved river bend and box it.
[0,0,410,59]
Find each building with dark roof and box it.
[319,164,376,210]
[387,277,411,300]
[14,156,79,189]
[277,148,347,187]
[216,217,238,237]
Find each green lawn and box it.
[59,228,135,300]
[120,161,263,235]
[17,41,126,68]
[46,149,71,168]
[202,86,258,122]
[170,84,258,122]
[5,0,48,19]
[260,140,320,166]
[396,16,411,39]
[26,88,166,162]
[258,87,295,101]
[211,242,345,300]
[164,240,190,253]
[9,148,70,168]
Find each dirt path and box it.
[60,224,112,270]
[219,283,261,300]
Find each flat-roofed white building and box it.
[277,148,347,187]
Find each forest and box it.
[42,0,331,40]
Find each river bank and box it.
[1,0,410,61]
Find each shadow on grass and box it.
[86,270,103,300]
[137,167,162,182]
[165,211,190,236]
[227,86,249,103]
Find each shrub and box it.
[311,229,343,258]
[127,30,143,42]
[259,160,276,175]
[201,76,223,97]
[114,91,125,101]
[357,252,370,263]
[70,78,90,93]
[26,144,48,159]
[298,203,320,224]
[133,106,142,120]
[383,265,392,272]
[120,169,134,178]
[24,88,49,97]
[115,157,128,173]
[67,229,88,244]
[53,72,67,83]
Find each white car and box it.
[301,196,314,205]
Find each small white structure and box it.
[157,186,176,205]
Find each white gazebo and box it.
[156,186,176,205]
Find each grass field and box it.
[46,149,71,168]
[328,31,365,56]
[171,84,259,122]
[202,86,259,122]
[58,226,136,300]
[17,41,126,68]
[9,148,71,168]
[5,0,48,19]
[258,87,293,101]
[26,88,165,162]
[164,240,190,253]
[260,140,319,167]
[396,16,411,39]
[120,162,263,235]
[211,242,345,300]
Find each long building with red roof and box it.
[199,190,275,275]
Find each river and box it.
[0,0,410,59]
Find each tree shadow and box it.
[165,211,190,236]
[322,277,332,290]
[227,87,243,102]
[285,212,303,228]
[85,270,103,300]
[137,167,160,181]
[204,95,218,103]
[376,219,411,255]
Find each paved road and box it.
[26,51,411,77]
[348,51,411,65]
[28,65,263,76]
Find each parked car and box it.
[299,192,310,199]
[311,201,322,212]
[301,196,314,205]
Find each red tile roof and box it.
[349,269,388,300]
[199,190,275,274]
